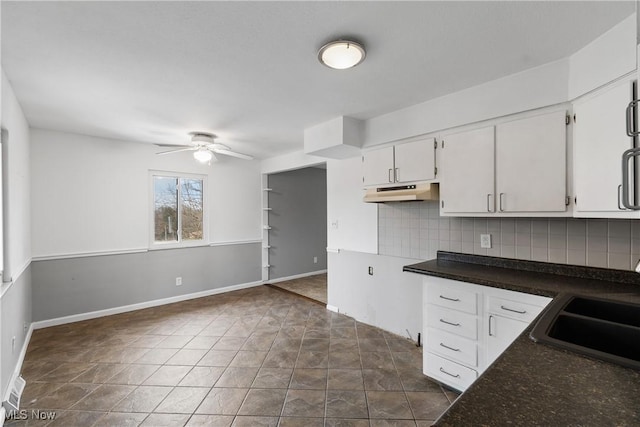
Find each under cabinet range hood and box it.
[363,183,439,203]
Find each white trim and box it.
[266,269,327,284]
[1,407,5,427]
[32,249,148,262]
[31,240,261,262]
[2,323,33,405]
[209,239,261,247]
[0,258,31,299]
[32,280,264,329]
[326,305,339,313]
[326,248,340,253]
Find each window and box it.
[152,173,205,246]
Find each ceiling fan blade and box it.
[156,147,197,155]
[154,143,190,148]
[211,148,254,160]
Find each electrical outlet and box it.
[313,256,318,264]
[368,266,373,275]
[480,234,492,249]
[175,277,182,286]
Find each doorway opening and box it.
[262,164,327,304]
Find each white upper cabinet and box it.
[440,127,495,214]
[362,146,395,187]
[362,137,435,187]
[495,111,568,213]
[573,77,640,218]
[440,111,568,216]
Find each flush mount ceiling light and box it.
[318,39,366,69]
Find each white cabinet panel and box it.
[486,314,528,364]
[427,328,478,367]
[427,305,478,340]
[440,126,495,214]
[425,352,478,392]
[395,138,435,183]
[573,78,640,217]
[496,111,567,212]
[363,146,394,186]
[362,138,435,187]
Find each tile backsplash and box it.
[378,201,640,271]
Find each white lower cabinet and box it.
[423,276,551,392]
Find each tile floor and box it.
[268,274,328,305]
[7,285,456,427]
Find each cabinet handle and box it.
[439,318,461,327]
[626,99,639,137]
[499,193,505,212]
[618,184,627,211]
[488,314,494,336]
[395,168,399,182]
[500,305,526,314]
[439,295,460,302]
[439,342,461,352]
[487,194,493,212]
[388,169,393,183]
[439,367,461,378]
[621,147,640,210]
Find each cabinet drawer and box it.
[427,284,478,314]
[427,305,478,340]
[425,352,478,392]
[487,296,546,323]
[427,328,478,367]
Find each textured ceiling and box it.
[1,1,635,158]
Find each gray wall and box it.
[379,201,640,270]
[31,243,261,321]
[268,167,327,280]
[1,265,32,397]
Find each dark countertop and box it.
[404,251,640,427]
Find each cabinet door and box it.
[495,111,567,212]
[573,78,637,215]
[486,314,528,364]
[394,138,435,183]
[440,126,495,214]
[363,146,395,187]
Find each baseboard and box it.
[2,323,33,405]
[1,406,5,427]
[326,304,339,313]
[266,269,327,284]
[32,280,264,329]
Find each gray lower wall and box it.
[1,264,32,398]
[31,243,261,321]
[379,201,640,270]
[268,167,327,280]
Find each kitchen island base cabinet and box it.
[422,276,551,392]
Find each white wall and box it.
[31,129,261,258]
[1,70,33,402]
[1,71,31,278]
[327,157,377,253]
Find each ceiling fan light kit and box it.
[318,39,366,70]
[193,147,213,163]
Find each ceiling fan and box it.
[156,132,254,163]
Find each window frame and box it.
[149,170,208,249]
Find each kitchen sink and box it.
[530,294,640,370]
